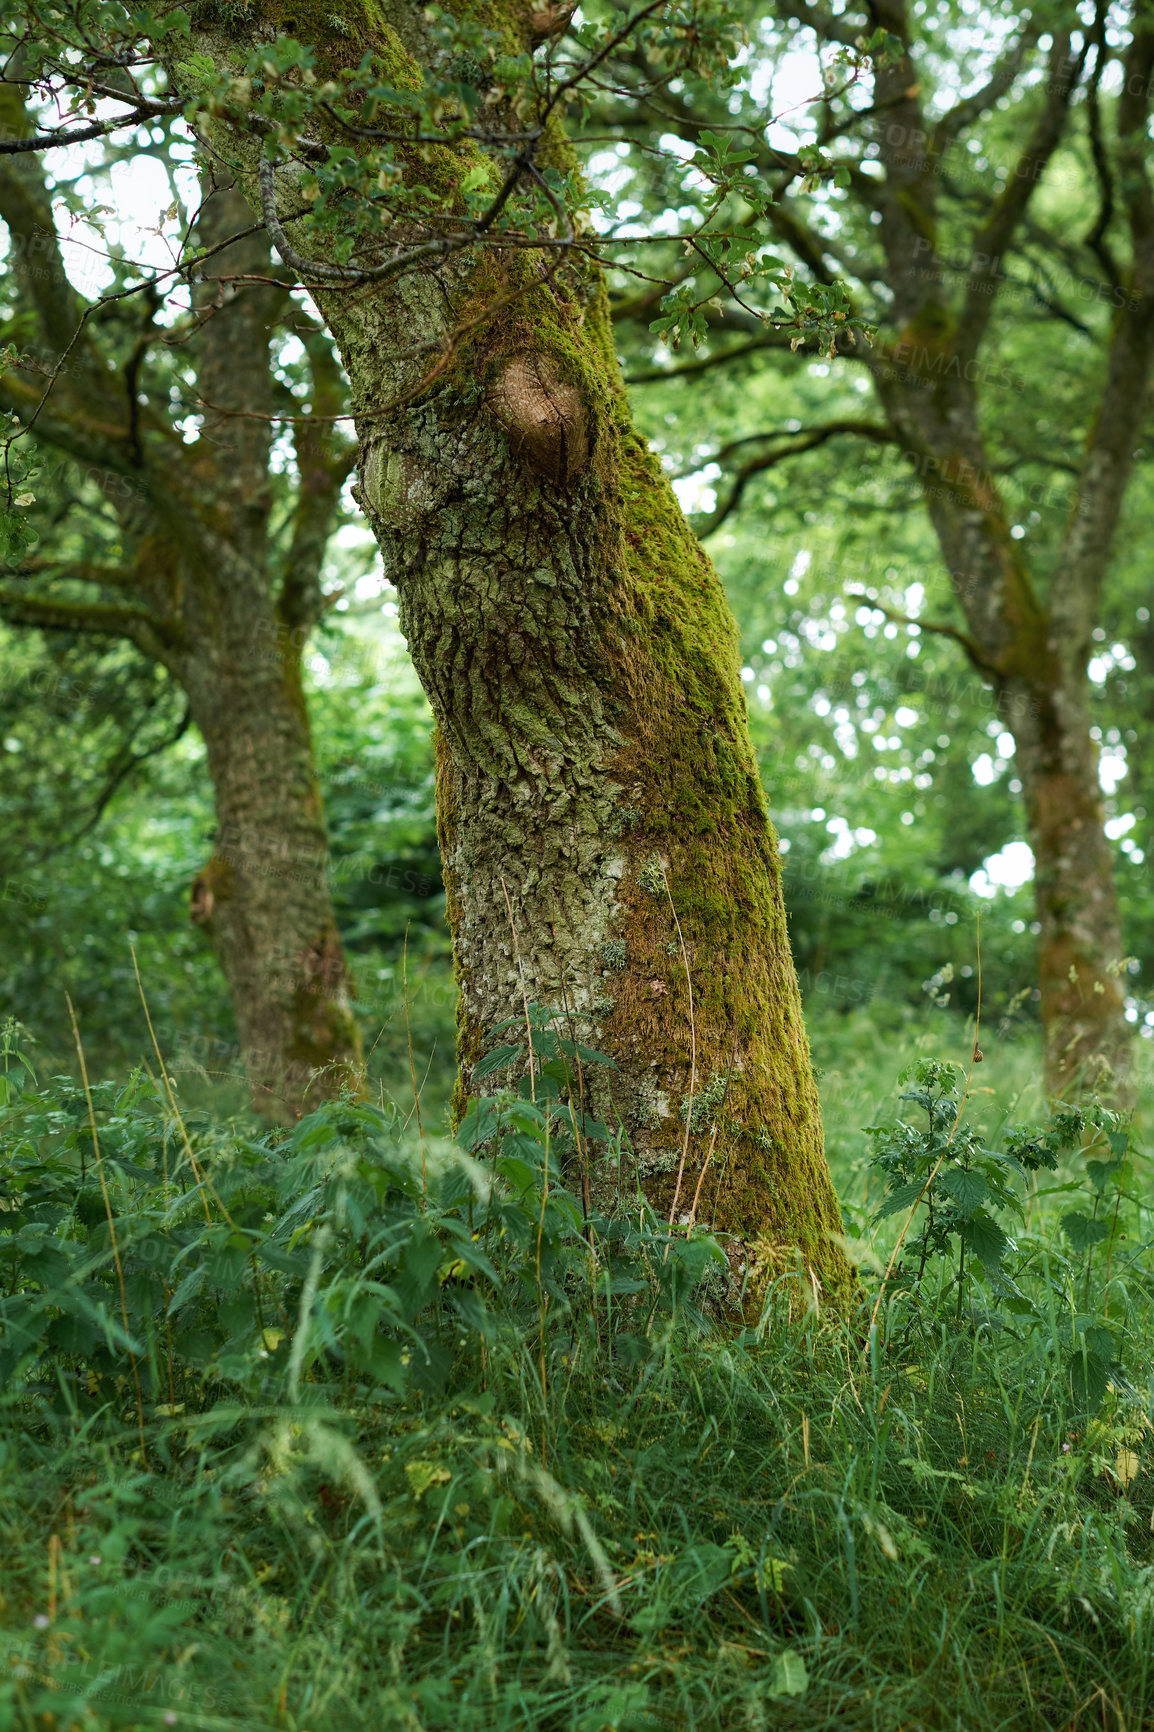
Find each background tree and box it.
[0,86,362,1118]
[597,0,1154,1097]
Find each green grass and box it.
[2,1006,1153,1732]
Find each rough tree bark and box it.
[199,0,853,1303]
[0,92,361,1118]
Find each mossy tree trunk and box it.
[0,109,361,1118]
[201,3,852,1301]
[176,189,362,1118]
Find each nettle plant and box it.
[866,1059,1136,1408]
[0,1012,721,1425]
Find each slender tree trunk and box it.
[0,131,362,1116]
[177,190,362,1119]
[853,5,1150,1096]
[1005,675,1128,1095]
[202,18,853,1303]
[878,371,1132,1095]
[187,648,359,1119]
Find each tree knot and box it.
[488,352,590,485]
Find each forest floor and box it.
[1,1005,1152,1732]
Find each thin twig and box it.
[66,992,148,1464]
[663,868,697,1234]
[686,1123,720,1232]
[402,926,427,1207]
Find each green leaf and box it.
[474,1043,522,1079]
[1085,1158,1123,1194]
[556,1038,619,1069]
[1069,1346,1111,1411]
[768,1650,808,1698]
[939,1168,988,1216]
[960,1210,1008,1270]
[1061,1212,1111,1254]
[1081,1323,1117,1362]
[874,1179,927,1221]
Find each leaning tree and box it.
[0,0,892,1296]
[0,85,361,1117]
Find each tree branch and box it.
[773,0,866,51]
[846,590,996,674]
[1084,0,1121,289]
[0,94,184,155]
[932,20,1040,156]
[955,33,1086,368]
[1049,11,1154,646]
[0,587,170,659]
[27,703,192,864]
[625,336,781,384]
[693,420,892,536]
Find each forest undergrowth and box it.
[1,1005,1153,1732]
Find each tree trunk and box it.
[187,649,360,1119]
[877,373,1132,1097]
[362,328,850,1300]
[617,2,1151,1098]
[0,124,362,1118]
[176,188,362,1119]
[855,10,1148,1098]
[201,17,853,1303]
[1006,676,1128,1096]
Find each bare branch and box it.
[1050,13,1154,644]
[625,336,782,384]
[0,585,171,658]
[846,590,995,673]
[1084,0,1121,288]
[771,0,864,52]
[27,704,192,864]
[932,20,1040,155]
[0,92,183,154]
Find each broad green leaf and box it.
[1085,1159,1123,1195]
[1069,1347,1111,1411]
[556,1038,619,1069]
[939,1168,988,1216]
[1061,1212,1111,1254]
[474,1043,522,1079]
[874,1179,927,1221]
[960,1210,1008,1270]
[768,1650,808,1698]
